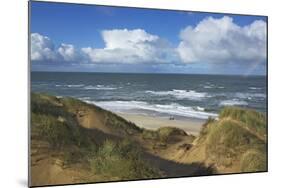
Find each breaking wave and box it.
[145,89,208,101]
[219,99,248,106]
[84,100,217,120]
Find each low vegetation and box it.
[142,127,194,143]
[240,149,267,172]
[31,93,161,183]
[206,119,265,168]
[31,94,93,150]
[104,111,142,136]
[188,106,267,172]
[31,93,267,186]
[89,139,161,179]
[219,107,266,140]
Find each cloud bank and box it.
[177,16,266,64]
[31,16,267,72]
[82,29,177,64]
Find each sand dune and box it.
[30,93,267,186]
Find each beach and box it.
[118,113,205,136]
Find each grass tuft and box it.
[31,92,161,180]
[240,149,267,172]
[89,139,161,179]
[219,107,266,140]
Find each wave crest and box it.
[219,99,248,106]
[84,100,217,120]
[84,85,118,90]
[145,89,208,101]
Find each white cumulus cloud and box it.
[31,33,84,63]
[31,17,267,71]
[82,29,177,64]
[31,33,57,61]
[58,43,80,62]
[177,16,267,64]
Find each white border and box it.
[1,0,281,188]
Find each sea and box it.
[31,72,267,120]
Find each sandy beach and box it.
[118,113,205,136]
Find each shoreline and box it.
[118,113,205,136]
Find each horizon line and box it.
[30,70,266,77]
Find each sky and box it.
[30,1,267,75]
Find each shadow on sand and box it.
[142,151,215,177]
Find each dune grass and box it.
[141,126,194,144]
[240,149,267,172]
[195,107,267,171]
[141,129,159,140]
[31,92,267,178]
[206,119,265,167]
[60,95,142,136]
[89,139,161,180]
[104,111,142,135]
[31,92,161,179]
[31,94,93,149]
[219,107,266,140]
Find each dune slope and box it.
[174,107,267,173]
[30,93,267,186]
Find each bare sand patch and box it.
[118,113,204,136]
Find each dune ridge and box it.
[30,93,267,186]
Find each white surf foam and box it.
[84,85,118,90]
[195,106,205,111]
[84,100,217,120]
[67,84,84,88]
[203,86,213,89]
[203,84,224,89]
[145,89,208,101]
[219,99,248,106]
[249,87,262,90]
[235,92,266,99]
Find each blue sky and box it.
[30,1,267,75]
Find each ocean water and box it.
[31,72,267,120]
